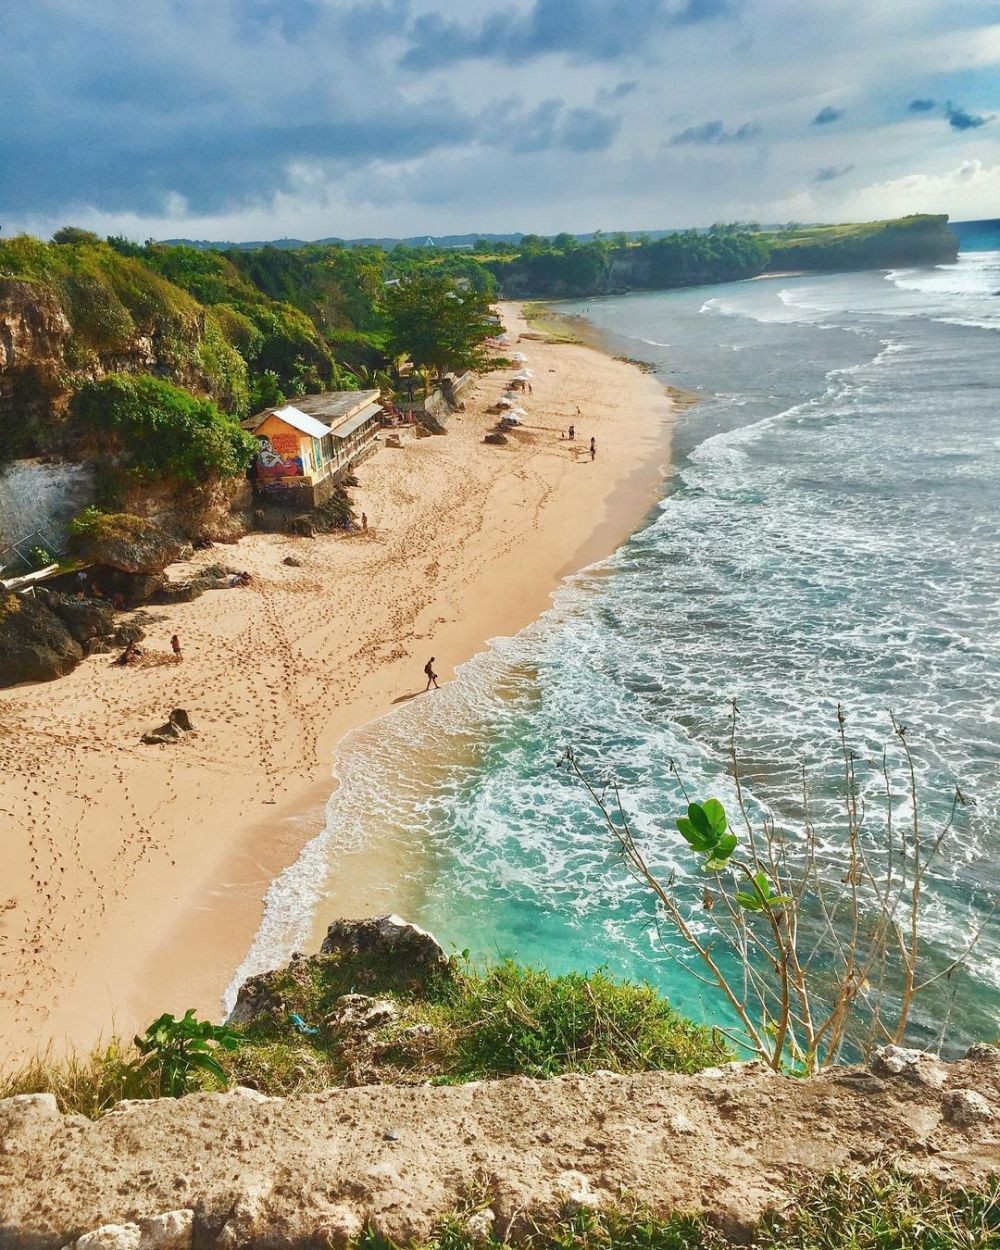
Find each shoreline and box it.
[0,302,674,1065]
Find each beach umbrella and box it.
[512,369,533,380]
[497,396,514,407]
[509,407,527,417]
[510,351,529,362]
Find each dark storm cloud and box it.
[815,164,853,182]
[908,98,938,112]
[812,105,844,125]
[945,102,990,130]
[0,1,501,218]
[399,0,739,69]
[669,119,760,145]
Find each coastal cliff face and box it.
[0,276,219,463]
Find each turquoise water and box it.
[229,230,1000,1048]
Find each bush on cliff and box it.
[72,373,257,483]
[220,955,728,1096]
[0,958,727,1114]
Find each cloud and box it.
[814,164,853,182]
[506,100,621,153]
[812,105,845,125]
[669,120,761,145]
[908,97,938,112]
[945,101,991,130]
[399,0,740,69]
[600,80,640,102]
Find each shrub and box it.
[72,373,257,482]
[133,1010,240,1098]
[444,963,726,1080]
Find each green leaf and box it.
[676,816,714,852]
[715,833,738,859]
[735,891,764,911]
[701,798,729,839]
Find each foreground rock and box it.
[0,590,83,685]
[1,1049,998,1246]
[227,915,450,1028]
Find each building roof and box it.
[269,405,332,440]
[330,401,382,441]
[242,390,381,437]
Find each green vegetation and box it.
[360,1169,1000,1250]
[768,215,957,272]
[385,273,501,378]
[71,373,257,482]
[0,215,957,480]
[132,1010,240,1098]
[0,960,726,1116]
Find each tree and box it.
[384,273,499,379]
[52,226,102,246]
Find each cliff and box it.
[766,213,959,272]
[2,1048,998,1246]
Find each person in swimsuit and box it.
[424,657,439,691]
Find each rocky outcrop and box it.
[80,516,183,576]
[40,590,116,645]
[320,915,449,974]
[2,1048,998,1247]
[141,709,196,746]
[0,586,122,687]
[227,916,452,1029]
[0,590,83,685]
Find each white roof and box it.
[271,405,332,440]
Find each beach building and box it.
[242,390,382,507]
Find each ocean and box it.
[227,225,1000,1051]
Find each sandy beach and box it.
[0,303,673,1066]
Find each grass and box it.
[521,302,582,343]
[0,959,728,1113]
[355,1168,1000,1249]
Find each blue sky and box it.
[2,0,998,241]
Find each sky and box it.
[2,0,998,242]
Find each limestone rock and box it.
[41,591,116,645]
[871,1045,924,1077]
[313,1205,365,1247]
[137,1210,194,1250]
[75,1225,141,1250]
[484,432,508,445]
[943,1088,994,1127]
[326,994,398,1033]
[77,515,182,576]
[320,915,450,976]
[282,556,302,567]
[464,1209,495,1240]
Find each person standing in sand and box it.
[590,437,596,461]
[361,512,368,532]
[423,657,439,691]
[170,633,182,662]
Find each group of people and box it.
[560,425,597,460]
[113,633,183,667]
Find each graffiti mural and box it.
[256,433,304,479]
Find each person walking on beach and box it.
[170,633,183,662]
[589,437,596,461]
[568,424,575,441]
[361,512,368,532]
[423,657,439,691]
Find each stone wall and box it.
[0,458,95,558]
